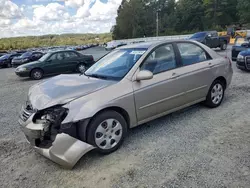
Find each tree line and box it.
[0,33,111,51]
[112,0,250,39]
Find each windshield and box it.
[39,53,50,61]
[0,54,11,60]
[21,52,32,58]
[234,38,249,46]
[190,32,206,39]
[85,48,147,80]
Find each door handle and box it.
[171,72,180,79]
[208,62,215,68]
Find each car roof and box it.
[48,50,78,54]
[119,41,170,49]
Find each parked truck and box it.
[190,31,230,50]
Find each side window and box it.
[57,53,65,60]
[64,52,78,58]
[140,44,177,74]
[212,32,218,37]
[177,43,209,66]
[48,54,57,61]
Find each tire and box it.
[220,41,227,50]
[30,69,43,80]
[205,80,225,108]
[87,110,128,154]
[76,63,86,73]
[7,62,12,68]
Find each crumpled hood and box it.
[28,74,117,110]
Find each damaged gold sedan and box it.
[19,40,233,168]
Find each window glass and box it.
[49,54,57,61]
[85,48,146,80]
[64,52,78,58]
[57,53,65,60]
[211,32,218,37]
[140,44,176,74]
[177,43,208,66]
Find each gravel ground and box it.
[1,46,250,188]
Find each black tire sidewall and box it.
[221,42,227,50]
[205,80,225,108]
[87,110,128,154]
[31,69,43,80]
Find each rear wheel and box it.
[205,80,225,108]
[76,63,86,73]
[87,110,127,154]
[30,69,43,80]
[220,41,227,50]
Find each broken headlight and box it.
[34,106,68,125]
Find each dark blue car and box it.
[12,51,44,67]
[0,53,22,68]
[231,37,250,61]
[236,49,250,71]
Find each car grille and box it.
[245,57,250,70]
[20,102,35,122]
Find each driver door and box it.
[133,43,186,124]
[43,52,67,74]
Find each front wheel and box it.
[205,80,225,108]
[30,69,43,80]
[220,41,227,50]
[87,110,127,154]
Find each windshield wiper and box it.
[85,74,109,80]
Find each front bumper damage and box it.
[19,106,94,169]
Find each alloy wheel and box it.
[211,83,223,105]
[95,119,123,150]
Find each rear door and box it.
[173,42,214,103]
[63,51,80,71]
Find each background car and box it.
[0,53,22,68]
[0,50,8,57]
[236,50,250,71]
[190,31,230,50]
[12,51,44,67]
[15,50,95,80]
[231,37,250,61]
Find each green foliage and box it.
[113,0,250,39]
[0,33,112,50]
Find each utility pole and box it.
[156,9,160,37]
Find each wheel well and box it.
[30,68,44,77]
[92,107,130,128]
[215,76,227,89]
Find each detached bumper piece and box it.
[34,133,94,169]
[19,105,95,169]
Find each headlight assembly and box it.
[16,67,27,72]
[237,54,245,62]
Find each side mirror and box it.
[46,59,52,63]
[207,34,212,38]
[136,70,153,81]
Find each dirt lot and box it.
[0,47,250,188]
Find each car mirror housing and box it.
[136,70,153,81]
[207,34,212,38]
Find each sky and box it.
[0,0,122,38]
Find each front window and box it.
[85,48,147,80]
[0,54,11,60]
[21,52,32,58]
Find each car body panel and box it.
[236,50,250,70]
[19,40,233,168]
